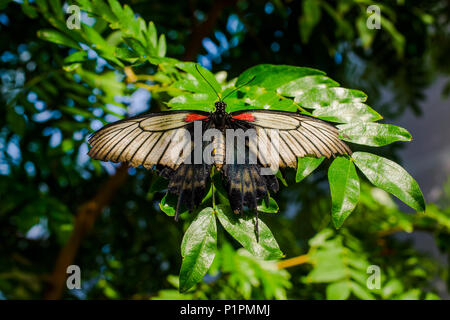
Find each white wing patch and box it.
[240,111,352,169]
[88,113,198,169]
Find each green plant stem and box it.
[211,173,216,212]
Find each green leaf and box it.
[257,197,279,214]
[63,51,88,64]
[114,47,140,63]
[175,62,221,96]
[337,122,412,146]
[313,103,382,123]
[277,75,339,97]
[320,1,354,40]
[298,0,321,43]
[218,86,297,113]
[37,29,80,49]
[307,251,347,282]
[76,0,93,11]
[91,0,116,23]
[159,193,187,217]
[22,1,38,19]
[172,76,212,94]
[237,87,298,112]
[350,282,376,300]
[396,289,421,300]
[179,207,217,292]
[215,205,283,260]
[296,156,325,183]
[380,17,405,57]
[157,34,166,57]
[352,152,425,211]
[82,24,113,52]
[48,0,63,20]
[236,64,324,90]
[295,87,367,109]
[356,15,376,49]
[167,93,216,111]
[146,21,158,50]
[60,106,95,119]
[276,170,288,187]
[123,37,148,57]
[328,157,360,228]
[326,281,351,300]
[148,56,179,66]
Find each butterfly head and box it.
[215,101,227,114]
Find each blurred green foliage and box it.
[0,0,449,300]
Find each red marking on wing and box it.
[232,113,255,121]
[185,114,209,122]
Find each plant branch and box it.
[277,254,309,269]
[44,164,129,300]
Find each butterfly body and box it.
[88,103,351,222]
[209,101,228,129]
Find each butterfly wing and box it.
[88,110,212,219]
[230,109,351,169]
[88,111,210,170]
[221,109,351,215]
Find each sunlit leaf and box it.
[179,207,217,292]
[295,87,367,109]
[350,282,376,300]
[147,21,158,50]
[176,62,221,95]
[338,122,412,146]
[296,156,325,183]
[236,64,324,90]
[167,93,216,111]
[257,197,279,214]
[352,152,425,211]
[313,103,382,123]
[328,157,360,228]
[277,75,339,97]
[326,281,351,300]
[159,193,187,217]
[157,34,166,57]
[37,29,80,49]
[215,205,283,260]
[63,51,88,64]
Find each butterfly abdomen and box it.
[212,133,225,171]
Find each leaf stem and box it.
[211,172,216,211]
[277,254,309,269]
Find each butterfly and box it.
[88,66,352,237]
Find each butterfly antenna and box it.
[195,64,221,101]
[222,76,256,101]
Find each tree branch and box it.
[44,164,129,300]
[277,254,309,269]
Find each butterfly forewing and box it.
[88,111,209,170]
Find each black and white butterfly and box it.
[88,68,352,232]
